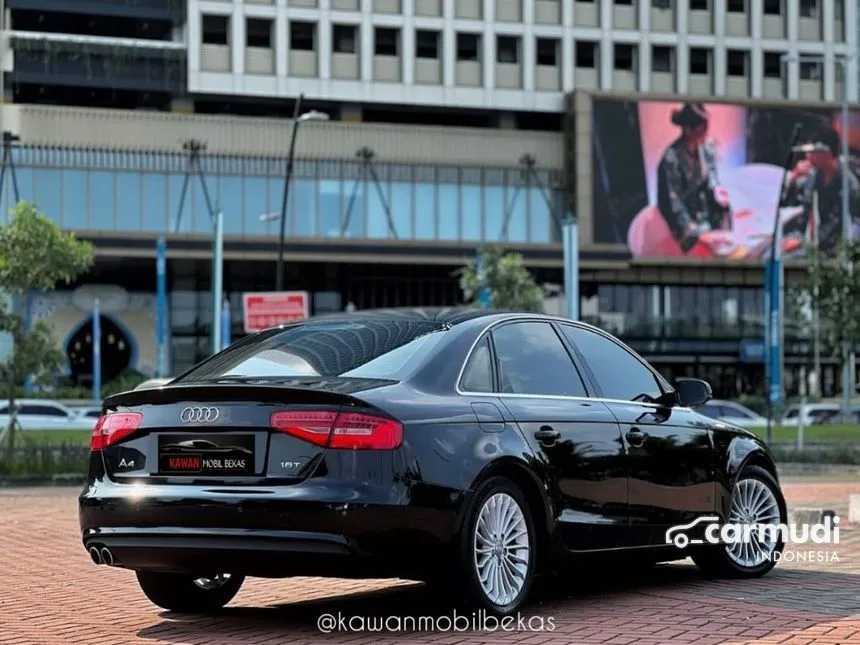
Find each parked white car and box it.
[695,399,769,428]
[0,399,99,431]
[781,403,844,426]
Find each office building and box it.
[1,0,857,396]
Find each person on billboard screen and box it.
[781,127,860,257]
[655,103,733,254]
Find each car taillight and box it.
[90,412,144,451]
[270,410,403,450]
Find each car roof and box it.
[275,307,612,335]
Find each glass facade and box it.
[2,146,565,244]
[581,283,807,340]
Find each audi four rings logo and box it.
[180,407,221,423]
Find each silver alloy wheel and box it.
[725,478,782,568]
[193,573,232,591]
[472,492,530,607]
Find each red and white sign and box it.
[242,291,309,333]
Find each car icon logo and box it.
[665,515,721,549]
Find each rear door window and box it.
[490,322,588,397]
[460,338,494,393]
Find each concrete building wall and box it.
[0,103,563,169]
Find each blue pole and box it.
[22,292,33,393]
[92,298,101,403]
[155,236,168,377]
[562,217,579,320]
[475,250,491,308]
[221,297,231,350]
[766,231,783,410]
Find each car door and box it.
[558,324,716,547]
[487,320,628,551]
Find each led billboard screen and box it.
[591,98,860,259]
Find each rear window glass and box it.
[177,319,448,381]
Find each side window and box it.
[27,405,68,417]
[460,338,494,393]
[722,406,752,419]
[697,405,722,419]
[491,322,587,397]
[784,409,798,419]
[560,325,663,402]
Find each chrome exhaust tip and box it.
[100,547,114,566]
[89,546,103,565]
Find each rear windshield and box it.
[176,319,448,382]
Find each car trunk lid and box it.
[97,379,398,484]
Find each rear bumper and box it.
[79,476,463,578]
[82,527,391,578]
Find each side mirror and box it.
[675,378,712,408]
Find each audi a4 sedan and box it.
[79,308,787,616]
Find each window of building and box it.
[800,60,822,80]
[690,0,708,10]
[727,49,747,76]
[496,36,520,64]
[652,0,672,8]
[763,51,783,77]
[375,27,399,56]
[689,47,710,74]
[290,22,315,51]
[201,15,229,46]
[614,44,635,71]
[575,40,597,68]
[652,45,674,72]
[246,18,272,49]
[491,323,587,398]
[536,38,558,67]
[456,33,480,61]
[835,0,844,19]
[727,0,745,10]
[332,24,357,54]
[799,0,819,17]
[614,0,633,4]
[763,0,781,14]
[415,30,440,59]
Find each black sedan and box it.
[79,308,787,616]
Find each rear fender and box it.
[454,457,554,546]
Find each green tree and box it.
[459,245,545,312]
[789,239,860,383]
[0,202,94,450]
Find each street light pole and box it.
[275,96,330,291]
[211,205,224,356]
[276,95,303,292]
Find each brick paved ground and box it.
[0,480,859,645]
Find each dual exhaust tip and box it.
[89,546,115,566]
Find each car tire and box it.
[692,465,786,579]
[447,475,537,616]
[135,571,245,613]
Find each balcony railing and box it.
[6,0,185,22]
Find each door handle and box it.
[626,428,646,447]
[534,426,561,445]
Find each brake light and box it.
[90,412,144,451]
[270,410,403,450]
